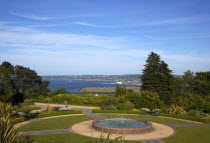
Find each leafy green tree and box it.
[0,62,15,101]
[194,71,210,96]
[51,88,69,96]
[0,61,49,103]
[178,93,206,112]
[182,70,195,93]
[115,84,127,97]
[140,90,164,109]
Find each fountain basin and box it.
[92,118,154,134]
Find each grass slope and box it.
[19,115,93,132]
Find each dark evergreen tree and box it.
[158,61,174,104]
[141,52,161,91]
[141,52,174,105]
[194,71,210,96]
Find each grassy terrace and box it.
[80,87,140,93]
[19,115,92,132]
[162,126,210,143]
[99,114,191,124]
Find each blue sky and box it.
[0,0,210,75]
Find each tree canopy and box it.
[0,61,49,103]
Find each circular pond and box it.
[92,118,154,134]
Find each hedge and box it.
[92,109,140,114]
[159,113,210,123]
[11,117,25,125]
[38,109,82,118]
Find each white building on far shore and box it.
[116,81,122,84]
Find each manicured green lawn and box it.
[19,115,93,132]
[162,126,210,143]
[100,114,190,124]
[30,133,143,143]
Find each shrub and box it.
[24,112,40,120]
[30,110,42,114]
[101,106,117,110]
[17,112,26,117]
[30,106,41,110]
[51,88,69,96]
[52,106,61,111]
[99,97,119,107]
[159,113,210,123]
[178,93,206,112]
[59,107,71,111]
[23,99,36,105]
[92,109,140,114]
[82,94,99,105]
[0,102,20,142]
[51,94,82,105]
[125,101,135,110]
[186,110,209,118]
[117,103,127,110]
[141,108,161,115]
[41,107,53,112]
[141,108,150,112]
[168,105,186,114]
[11,117,25,125]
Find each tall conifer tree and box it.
[141,52,161,91]
[141,52,174,104]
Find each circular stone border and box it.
[92,118,154,134]
[71,120,175,141]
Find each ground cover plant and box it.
[19,115,93,132]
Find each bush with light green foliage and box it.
[168,105,186,115]
[185,110,209,118]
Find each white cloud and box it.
[142,15,210,26]
[10,12,54,20]
[0,22,209,75]
[71,21,97,27]
[10,12,99,20]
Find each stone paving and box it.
[18,103,210,142]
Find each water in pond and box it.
[98,119,146,128]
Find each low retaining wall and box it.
[92,118,154,134]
